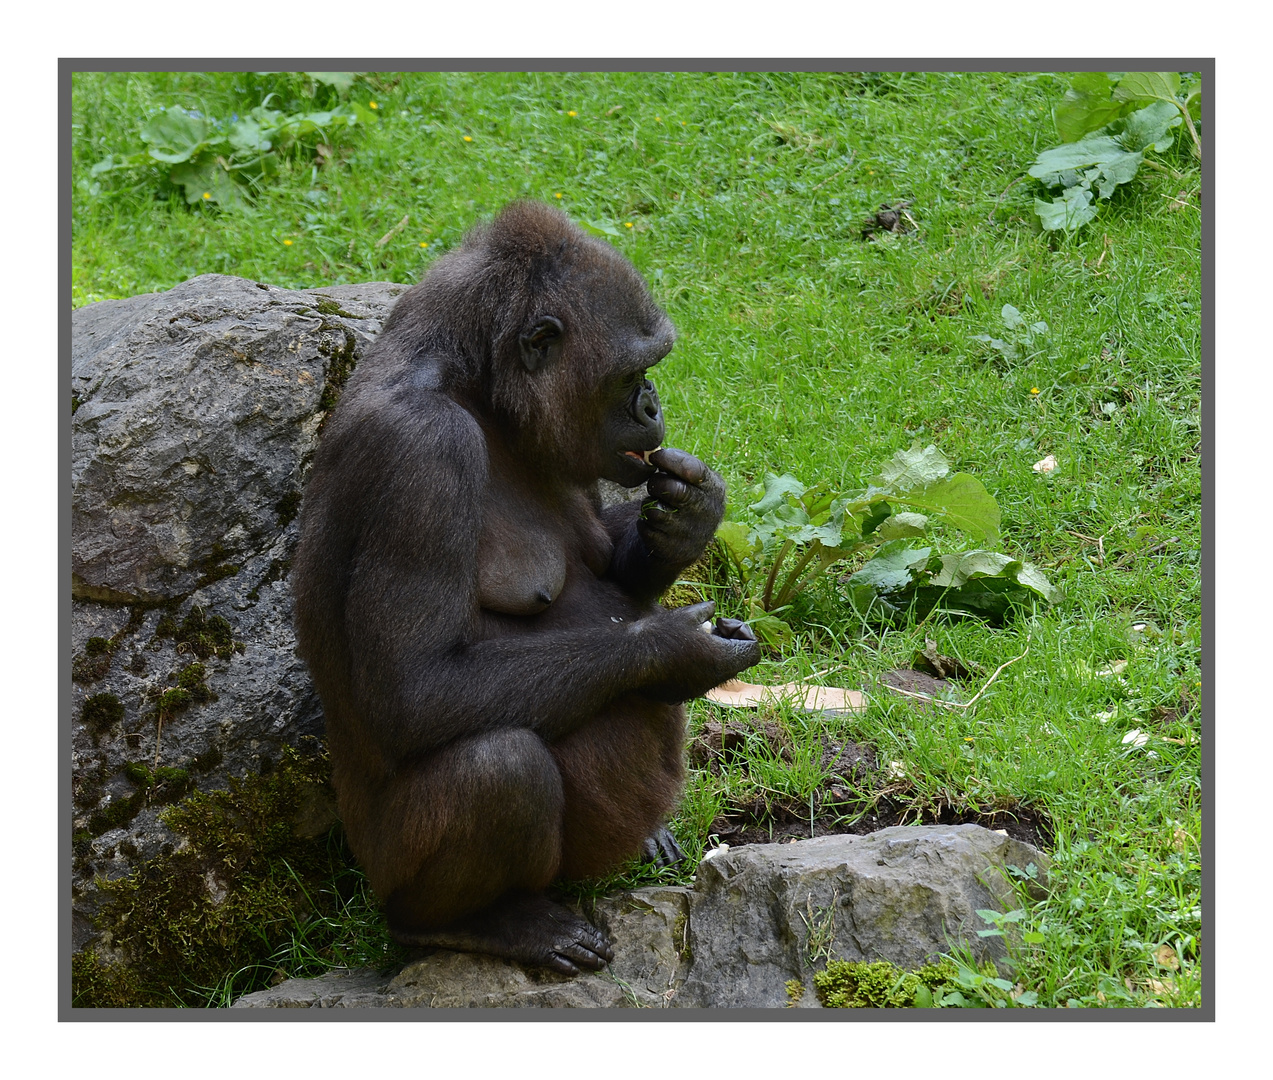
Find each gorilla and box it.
[292,200,759,975]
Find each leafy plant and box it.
[971,303,1048,364]
[716,445,1053,645]
[928,948,1040,1008]
[841,544,1057,626]
[1031,72,1202,232]
[85,97,377,207]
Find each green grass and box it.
[72,70,1202,1008]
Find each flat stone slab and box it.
[233,824,1048,1009]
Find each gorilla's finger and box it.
[646,474,693,506]
[713,617,757,642]
[648,447,708,485]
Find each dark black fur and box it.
[292,201,759,974]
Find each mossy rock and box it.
[72,741,403,1008]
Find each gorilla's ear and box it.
[519,316,564,373]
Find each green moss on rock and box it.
[153,606,244,660]
[81,692,124,735]
[71,742,402,1009]
[73,638,115,683]
[813,958,958,1008]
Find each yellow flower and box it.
[283,239,293,246]
[624,222,633,228]
[567,110,577,117]
[463,135,473,142]
[420,242,429,248]
[202,192,211,200]
[1030,387,1040,395]
[554,192,562,199]
[368,101,378,109]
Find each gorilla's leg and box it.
[549,698,687,880]
[380,728,612,974]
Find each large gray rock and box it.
[72,274,403,602]
[233,825,1049,1009]
[679,824,1045,1007]
[70,275,406,950]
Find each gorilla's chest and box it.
[476,482,611,616]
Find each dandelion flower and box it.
[283,239,293,246]
[624,222,633,228]
[202,192,211,200]
[368,101,378,109]
[420,242,429,248]
[567,110,577,117]
[463,135,473,142]
[1030,387,1040,395]
[554,192,562,199]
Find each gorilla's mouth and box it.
[622,448,660,467]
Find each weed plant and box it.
[72,70,1202,1008]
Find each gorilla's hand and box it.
[640,601,761,704]
[639,448,726,567]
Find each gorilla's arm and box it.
[604,447,726,602]
[337,405,754,763]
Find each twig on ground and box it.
[883,637,1032,711]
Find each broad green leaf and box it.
[348,102,381,125]
[1119,100,1181,152]
[788,520,850,547]
[293,109,338,128]
[169,160,244,207]
[876,444,950,490]
[749,613,793,648]
[1035,187,1097,232]
[1028,135,1143,194]
[228,117,269,153]
[876,512,928,540]
[845,541,933,594]
[798,482,837,519]
[1000,304,1023,328]
[714,521,758,572]
[305,71,357,93]
[970,333,1016,359]
[90,151,148,176]
[1114,71,1180,105]
[580,220,622,238]
[929,549,1057,602]
[750,473,807,514]
[856,498,894,538]
[892,473,1001,544]
[1186,86,1202,123]
[1054,72,1124,141]
[1015,562,1060,602]
[141,106,207,164]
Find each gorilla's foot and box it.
[391,892,614,976]
[640,824,686,867]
